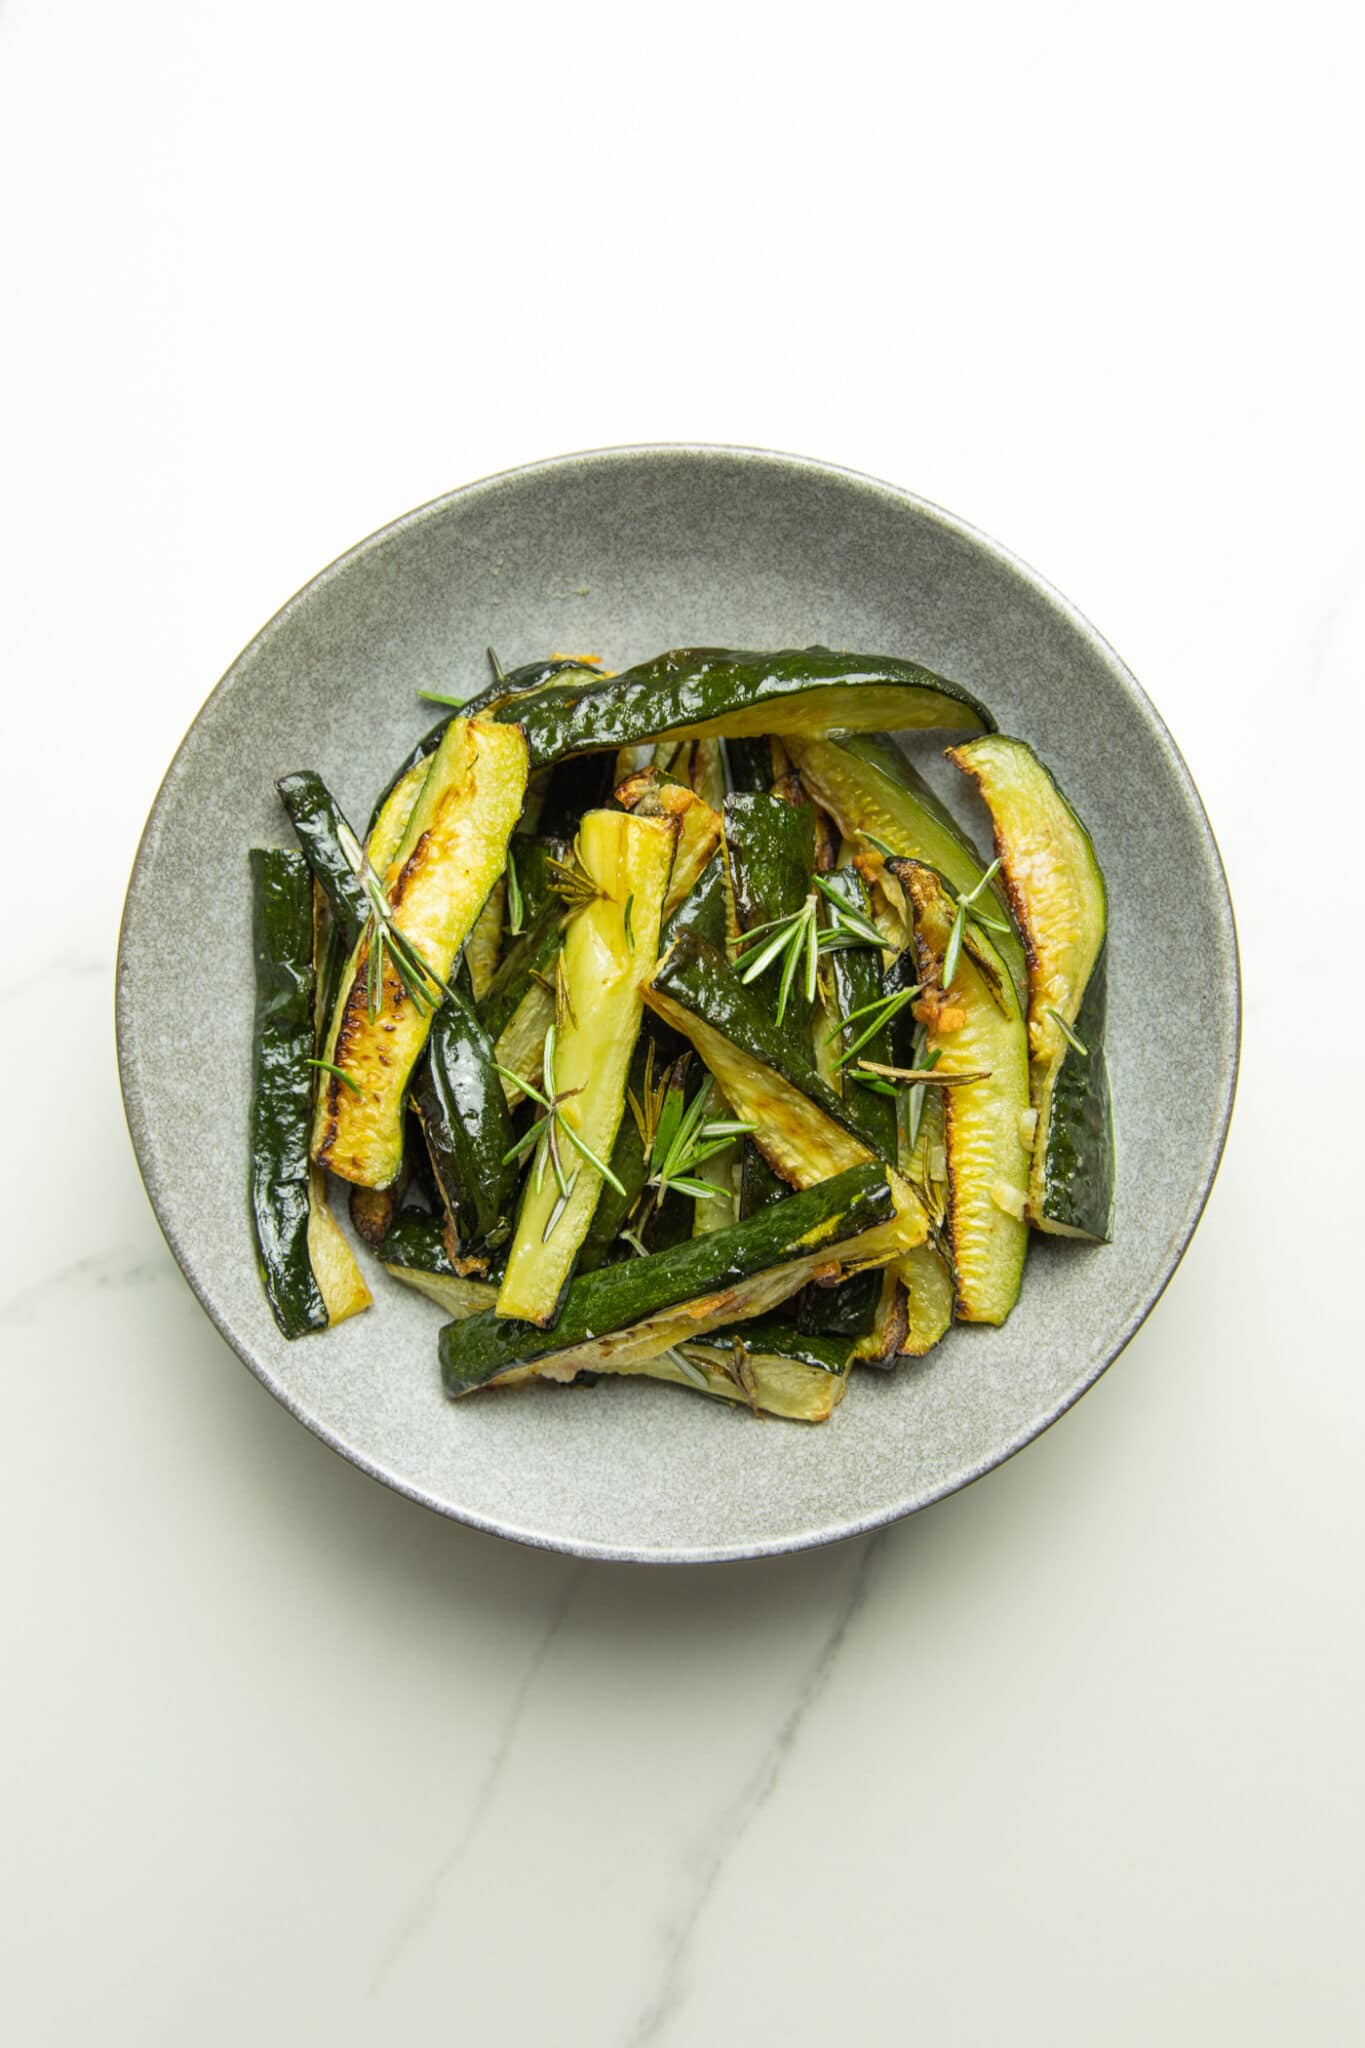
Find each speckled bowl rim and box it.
[116,443,1240,1562]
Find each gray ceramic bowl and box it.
[117,445,1239,1562]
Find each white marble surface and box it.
[3,3,1362,2040]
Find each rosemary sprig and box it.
[863,831,900,859]
[547,836,610,917]
[736,893,820,1023]
[821,982,924,1069]
[1048,1007,1088,1056]
[487,645,506,684]
[647,1071,753,1205]
[495,1025,627,1236]
[505,846,524,936]
[335,819,456,1021]
[905,1028,937,1147]
[811,873,886,948]
[665,1346,711,1390]
[942,857,1005,989]
[306,1056,361,1095]
[623,893,635,953]
[855,1059,992,1088]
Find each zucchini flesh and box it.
[849,1267,909,1366]
[412,992,518,1262]
[615,768,724,918]
[313,719,529,1187]
[440,1162,921,1393]
[947,735,1113,1240]
[501,647,995,768]
[896,1089,954,1357]
[787,733,1028,998]
[464,877,505,1000]
[897,861,1031,1324]
[664,1320,857,1423]
[495,809,676,1324]
[249,849,369,1337]
[647,931,878,1188]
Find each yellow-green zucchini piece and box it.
[947,734,1114,1241]
[495,809,676,1324]
[615,767,724,918]
[312,718,529,1187]
[896,1090,954,1356]
[896,860,1031,1324]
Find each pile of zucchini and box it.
[248,645,1114,1424]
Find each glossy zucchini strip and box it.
[499,647,994,768]
[277,759,430,951]
[646,931,880,1188]
[312,719,529,1187]
[819,867,899,1159]
[947,735,1114,1241]
[896,860,1031,1324]
[249,849,370,1338]
[495,810,676,1324]
[378,1210,499,1319]
[661,1320,857,1423]
[787,733,1027,997]
[440,1162,921,1394]
[411,992,519,1264]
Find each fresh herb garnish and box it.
[626,1047,753,1224]
[505,846,524,935]
[623,893,635,953]
[941,857,1006,989]
[305,1056,361,1095]
[1048,1007,1088,1056]
[822,982,923,1070]
[335,818,457,1022]
[736,882,882,1025]
[547,835,610,917]
[495,1025,627,1238]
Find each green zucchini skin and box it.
[800,1267,882,1338]
[660,848,728,951]
[506,834,570,930]
[440,1161,896,1393]
[1034,939,1114,1239]
[412,991,519,1255]
[249,849,328,1338]
[276,772,371,947]
[725,790,816,1035]
[722,736,775,794]
[366,718,449,837]
[821,867,898,1158]
[501,648,995,768]
[651,932,877,1158]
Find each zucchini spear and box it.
[312,718,528,1187]
[248,849,370,1338]
[495,809,676,1324]
[947,735,1114,1241]
[894,859,1031,1324]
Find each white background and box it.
[3,3,1362,2042]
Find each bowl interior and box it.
[117,447,1238,1560]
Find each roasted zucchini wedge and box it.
[500,647,994,767]
[660,1319,857,1422]
[646,931,880,1188]
[947,735,1114,1241]
[895,860,1031,1324]
[411,992,518,1265]
[787,732,1027,997]
[495,809,676,1324]
[440,1161,922,1394]
[313,718,529,1187]
[818,866,899,1159]
[249,849,370,1337]
[378,1210,499,1319]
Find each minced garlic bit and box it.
[1018,1107,1039,1149]
[990,1179,1028,1221]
